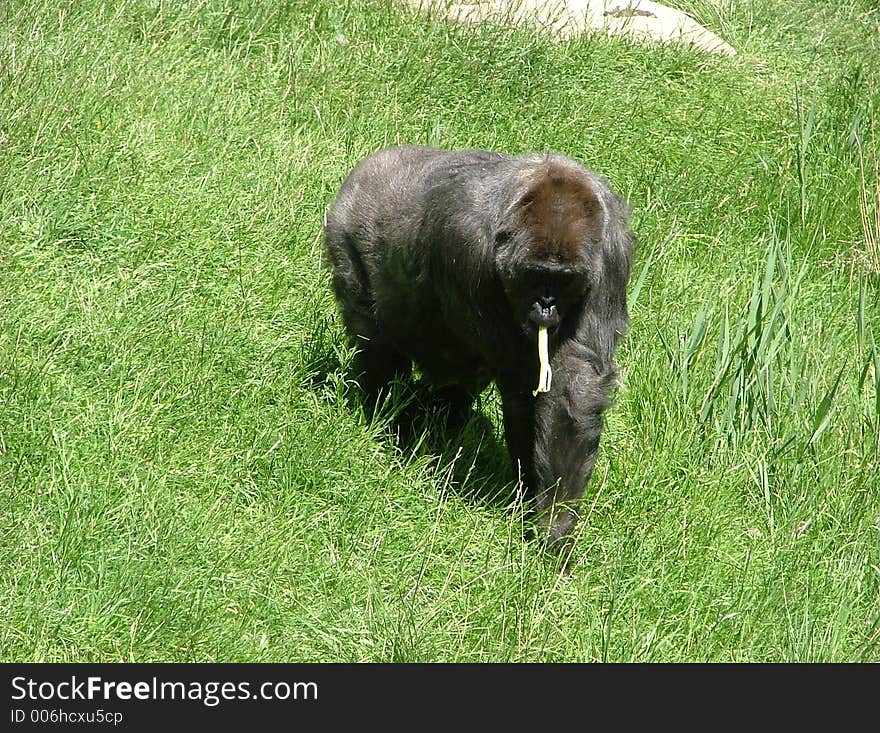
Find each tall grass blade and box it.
[809,367,845,445]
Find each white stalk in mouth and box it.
[533,325,552,396]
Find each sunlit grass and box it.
[1,0,878,662]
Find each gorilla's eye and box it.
[555,269,587,298]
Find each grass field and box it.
[1,0,879,662]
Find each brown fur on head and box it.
[516,163,605,263]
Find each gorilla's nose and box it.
[538,295,557,323]
[530,299,559,329]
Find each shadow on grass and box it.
[386,386,519,511]
[297,312,345,390]
[304,334,575,570]
[371,390,571,569]
[302,328,519,509]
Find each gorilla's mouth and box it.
[528,304,560,330]
[523,316,559,346]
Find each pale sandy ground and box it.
[399,0,737,56]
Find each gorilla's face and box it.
[496,250,590,338]
[494,165,604,339]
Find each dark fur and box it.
[323,146,633,547]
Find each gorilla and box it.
[323,146,633,548]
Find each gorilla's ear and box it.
[577,186,633,372]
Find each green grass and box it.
[1,0,879,662]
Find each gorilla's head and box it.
[493,160,607,339]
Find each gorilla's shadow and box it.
[386,384,519,510]
[302,334,518,509]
